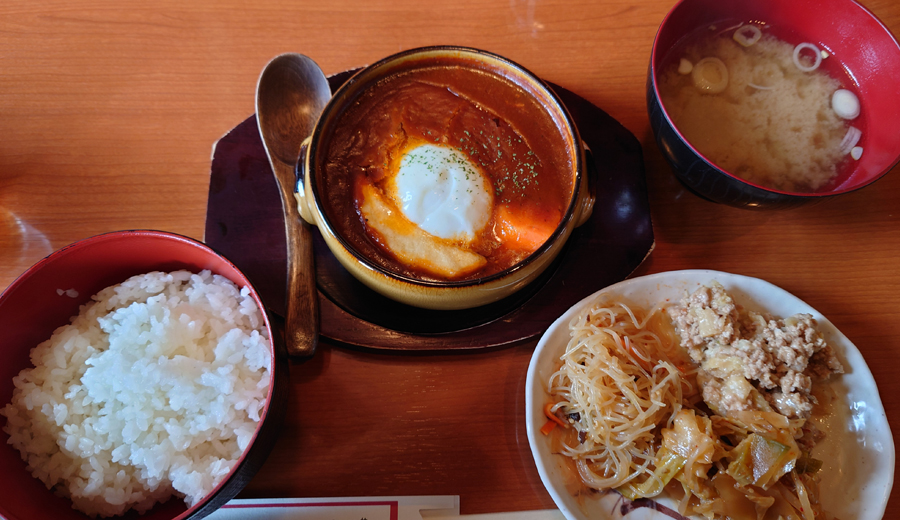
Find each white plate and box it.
[525,270,894,520]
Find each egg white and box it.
[359,183,487,278]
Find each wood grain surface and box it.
[1,0,898,517]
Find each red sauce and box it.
[318,56,575,281]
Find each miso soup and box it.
[658,22,864,193]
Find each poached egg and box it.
[359,143,495,278]
[387,143,493,243]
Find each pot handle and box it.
[573,142,597,228]
[294,136,317,225]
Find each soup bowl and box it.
[0,230,287,520]
[295,46,594,310]
[647,0,900,209]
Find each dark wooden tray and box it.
[204,70,654,350]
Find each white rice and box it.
[0,270,271,517]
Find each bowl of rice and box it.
[0,230,287,520]
[648,0,900,209]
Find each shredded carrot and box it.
[540,420,557,435]
[541,403,569,435]
[545,403,567,426]
[544,403,566,425]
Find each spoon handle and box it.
[274,158,319,358]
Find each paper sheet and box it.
[207,496,565,520]
[207,496,459,520]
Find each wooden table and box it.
[1,0,898,517]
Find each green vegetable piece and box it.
[617,448,687,500]
[726,434,798,489]
[795,453,824,475]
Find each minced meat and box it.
[667,281,843,419]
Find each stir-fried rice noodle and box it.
[544,289,841,520]
[548,302,694,489]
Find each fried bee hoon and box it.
[543,283,843,520]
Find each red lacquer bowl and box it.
[0,230,287,520]
[648,0,900,209]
